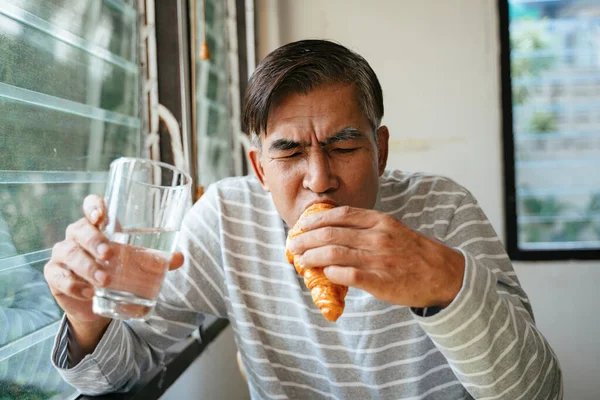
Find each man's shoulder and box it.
[380,169,468,193]
[197,175,273,209]
[378,170,471,212]
[187,175,280,238]
[212,175,265,193]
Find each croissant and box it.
[285,203,348,322]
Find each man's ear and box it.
[376,125,389,176]
[248,147,270,192]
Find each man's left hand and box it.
[287,206,465,309]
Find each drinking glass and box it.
[92,157,191,320]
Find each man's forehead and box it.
[266,84,363,122]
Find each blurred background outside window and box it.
[505,0,600,257]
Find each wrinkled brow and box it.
[269,127,365,152]
[320,127,364,146]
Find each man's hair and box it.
[243,40,384,148]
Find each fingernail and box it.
[94,270,108,285]
[82,288,95,298]
[97,243,110,259]
[90,209,100,223]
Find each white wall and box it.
[257,1,600,399]
[161,325,250,400]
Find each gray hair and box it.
[243,40,384,149]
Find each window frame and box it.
[498,0,600,261]
[73,0,254,398]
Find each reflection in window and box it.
[0,1,140,398]
[507,0,600,253]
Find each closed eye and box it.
[333,148,357,154]
[279,152,302,159]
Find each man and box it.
[46,40,562,399]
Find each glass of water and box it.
[92,157,191,320]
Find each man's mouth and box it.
[304,199,339,210]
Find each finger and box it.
[299,206,381,231]
[298,245,366,269]
[44,262,96,300]
[65,219,112,260]
[83,195,107,227]
[169,252,184,271]
[323,266,368,290]
[83,195,123,232]
[52,240,109,287]
[289,227,371,255]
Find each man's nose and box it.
[302,151,339,194]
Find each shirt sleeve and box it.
[413,193,563,400]
[50,185,228,395]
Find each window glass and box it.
[507,0,600,253]
[0,1,140,397]
[195,0,234,187]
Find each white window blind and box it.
[0,0,140,398]
[507,0,600,254]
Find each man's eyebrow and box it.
[269,138,306,152]
[320,127,365,146]
[268,127,364,152]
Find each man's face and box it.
[249,84,389,227]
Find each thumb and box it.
[169,252,184,271]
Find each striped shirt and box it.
[51,170,563,399]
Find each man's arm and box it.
[51,298,208,395]
[291,192,563,399]
[414,193,563,399]
[50,187,228,395]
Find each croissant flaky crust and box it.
[286,203,348,322]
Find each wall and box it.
[256,1,600,398]
[161,325,250,400]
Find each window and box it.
[500,0,600,260]
[193,0,245,188]
[0,1,141,398]
[0,0,253,397]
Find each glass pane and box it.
[206,69,227,101]
[195,0,234,187]
[0,181,106,256]
[0,335,76,399]
[7,0,137,62]
[0,10,138,115]
[0,0,140,397]
[0,256,63,340]
[0,215,75,398]
[0,97,140,171]
[509,0,600,250]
